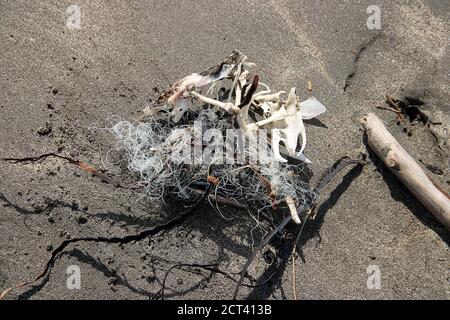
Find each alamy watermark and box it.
[367,5,382,30]
[66,265,81,290]
[367,265,381,290]
[66,5,81,30]
[167,120,285,167]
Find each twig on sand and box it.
[291,251,297,300]
[376,106,402,114]
[385,95,405,124]
[362,112,450,231]
[1,152,131,189]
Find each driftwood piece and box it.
[362,113,450,231]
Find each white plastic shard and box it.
[295,97,326,159]
[299,97,327,119]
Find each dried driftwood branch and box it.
[362,113,450,231]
